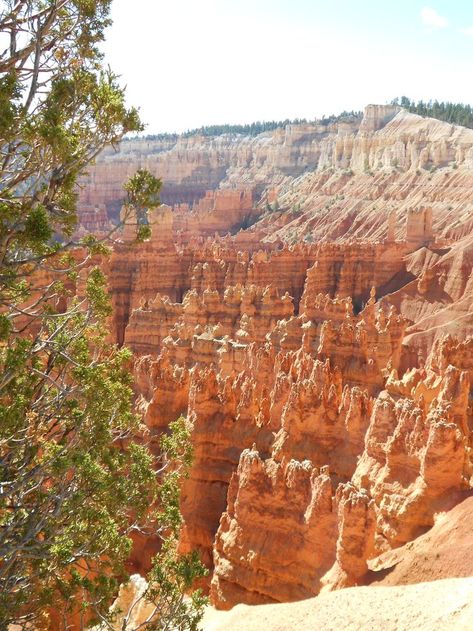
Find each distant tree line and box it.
[181,119,309,137]
[130,111,363,141]
[318,110,362,126]
[392,96,473,128]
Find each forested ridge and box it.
[132,110,363,141]
[392,96,473,128]
[128,98,473,144]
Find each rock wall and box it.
[79,105,473,611]
[99,197,473,609]
[78,105,473,246]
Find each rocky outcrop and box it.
[97,494,473,629]
[76,116,363,226]
[211,453,336,608]
[353,371,469,548]
[320,484,376,591]
[78,106,473,247]
[206,340,470,606]
[97,192,473,609]
[368,495,473,587]
[73,105,473,614]
[173,190,257,244]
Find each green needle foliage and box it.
[391,96,473,129]
[0,1,206,628]
[116,419,208,631]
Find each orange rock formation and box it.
[85,105,473,612]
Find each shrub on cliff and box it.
[0,1,205,628]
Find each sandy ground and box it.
[200,577,473,630]
[367,495,473,587]
[201,495,473,630]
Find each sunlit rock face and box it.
[87,105,473,609]
[79,104,473,244]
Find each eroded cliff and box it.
[89,105,473,611]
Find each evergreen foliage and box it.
[391,96,473,128]
[0,1,206,628]
[133,111,363,141]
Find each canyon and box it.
[80,105,473,625]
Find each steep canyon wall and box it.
[87,106,473,610]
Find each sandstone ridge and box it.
[78,104,473,246]
[97,197,473,610]
[79,105,473,616]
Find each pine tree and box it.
[0,2,206,628]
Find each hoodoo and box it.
[78,104,473,620]
[6,1,473,627]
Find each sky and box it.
[102,0,473,133]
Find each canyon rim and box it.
[80,103,473,627]
[5,1,473,628]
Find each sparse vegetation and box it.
[0,1,206,628]
[391,96,473,129]
[130,111,363,141]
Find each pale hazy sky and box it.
[102,0,473,133]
